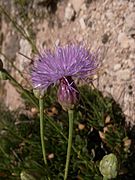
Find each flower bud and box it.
[99,153,118,179]
[57,76,79,111]
[20,170,36,180]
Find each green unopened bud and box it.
[99,153,118,179]
[20,170,36,180]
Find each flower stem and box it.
[39,98,47,165]
[64,109,74,180]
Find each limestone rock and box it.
[70,0,85,13]
[116,69,131,81]
[117,32,130,49]
[65,3,75,21]
[113,64,121,71]
[125,12,135,37]
[79,17,86,30]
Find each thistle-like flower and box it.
[31,44,99,110]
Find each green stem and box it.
[39,98,51,180]
[39,98,47,165]
[64,110,74,180]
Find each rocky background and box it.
[0,0,135,126]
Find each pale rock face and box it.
[70,0,85,13]
[4,82,24,111]
[2,31,19,68]
[124,12,135,36]
[113,64,121,71]
[117,32,130,49]
[16,39,32,72]
[64,3,75,21]
[79,17,86,30]
[116,69,131,81]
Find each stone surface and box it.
[4,82,24,111]
[70,0,85,13]
[117,32,130,49]
[125,12,135,36]
[2,32,19,67]
[16,39,32,72]
[64,3,75,21]
[113,64,121,71]
[116,69,131,81]
[79,17,86,30]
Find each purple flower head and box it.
[31,44,99,109]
